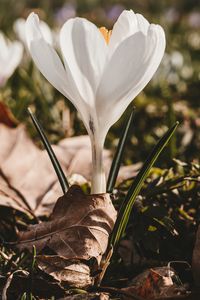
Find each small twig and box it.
[95,246,113,286]
[0,249,10,261]
[0,250,17,268]
[2,269,29,300]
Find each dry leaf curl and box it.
[16,185,117,287]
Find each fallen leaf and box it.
[37,255,93,288]
[17,185,117,262]
[0,124,139,216]
[122,267,188,299]
[116,163,142,184]
[60,293,110,300]
[16,185,117,287]
[0,101,18,127]
[0,125,110,216]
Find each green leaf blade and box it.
[28,108,69,194]
[107,109,135,193]
[109,121,179,250]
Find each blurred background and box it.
[0,0,199,165]
[0,1,199,281]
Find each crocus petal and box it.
[26,13,91,132]
[109,10,149,54]
[14,19,28,45]
[0,32,23,86]
[25,10,166,194]
[96,24,166,131]
[60,17,107,106]
[40,20,53,45]
[0,32,8,58]
[15,18,53,46]
[26,14,68,96]
[3,42,23,78]
[26,15,76,106]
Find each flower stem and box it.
[90,137,106,194]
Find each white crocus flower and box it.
[14,18,53,47]
[25,10,166,194]
[0,32,23,87]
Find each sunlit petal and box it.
[60,17,107,106]
[15,18,53,46]
[4,42,23,78]
[25,10,166,194]
[26,13,91,131]
[96,24,166,130]
[0,32,9,57]
[0,32,23,86]
[109,10,150,54]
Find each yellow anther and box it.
[99,27,112,44]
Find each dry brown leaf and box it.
[0,125,110,216]
[0,123,139,216]
[117,163,142,184]
[17,185,117,262]
[59,293,110,300]
[0,101,18,127]
[37,255,93,288]
[16,185,116,287]
[0,124,61,216]
[122,267,188,300]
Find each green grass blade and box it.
[28,108,69,194]
[107,109,135,193]
[31,245,37,271]
[109,121,179,250]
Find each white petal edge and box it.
[60,17,108,107]
[109,10,150,55]
[15,18,53,46]
[40,20,53,45]
[14,19,27,44]
[3,41,23,78]
[0,32,23,82]
[96,24,166,132]
[0,32,9,59]
[25,13,91,132]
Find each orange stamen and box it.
[99,27,112,44]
